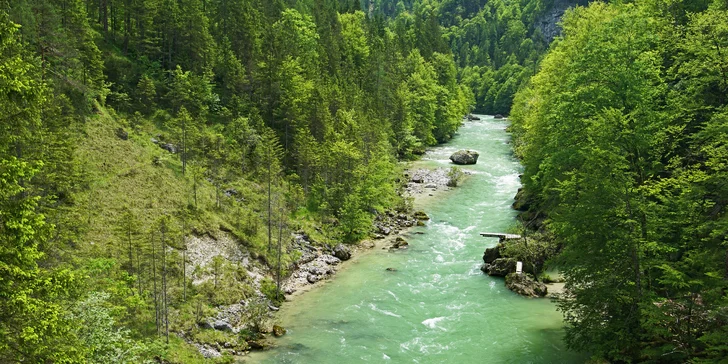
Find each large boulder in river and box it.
[482,243,503,264]
[505,273,547,297]
[450,150,479,165]
[481,258,516,277]
[333,244,351,261]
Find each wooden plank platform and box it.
[479,232,522,242]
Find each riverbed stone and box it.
[333,244,351,261]
[505,273,547,297]
[413,211,430,220]
[272,325,287,337]
[450,150,479,165]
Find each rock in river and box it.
[450,150,479,165]
[505,273,547,297]
[481,258,516,277]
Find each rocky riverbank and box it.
[281,166,456,298]
[182,166,467,358]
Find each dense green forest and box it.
[3,0,728,361]
[0,0,476,361]
[511,0,728,362]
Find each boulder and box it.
[213,320,234,332]
[116,128,129,140]
[306,274,320,284]
[385,267,398,272]
[413,211,430,220]
[333,244,351,261]
[482,244,503,264]
[246,340,269,350]
[392,237,408,249]
[494,114,505,119]
[449,150,480,165]
[467,114,481,121]
[505,273,547,297]
[272,325,287,337]
[160,143,178,154]
[483,258,516,277]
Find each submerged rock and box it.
[505,273,547,297]
[450,150,480,165]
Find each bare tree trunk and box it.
[151,231,159,336]
[161,221,169,344]
[276,202,284,297]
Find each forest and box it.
[2,0,726,362]
[510,0,728,362]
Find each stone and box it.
[482,243,503,264]
[483,258,516,277]
[333,244,351,261]
[425,183,437,189]
[151,137,159,144]
[224,188,239,197]
[246,340,268,350]
[213,320,233,332]
[450,150,480,165]
[392,237,408,249]
[416,220,425,226]
[307,274,320,284]
[116,128,129,140]
[385,267,398,272]
[494,114,505,119]
[467,114,481,121]
[413,211,430,220]
[411,174,425,183]
[160,143,178,154]
[272,325,287,337]
[361,241,375,249]
[505,273,547,297]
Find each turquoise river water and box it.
[249,116,585,363]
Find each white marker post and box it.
[516,261,523,275]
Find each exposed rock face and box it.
[481,258,516,277]
[450,150,479,165]
[505,273,547,297]
[333,244,351,261]
[536,0,589,43]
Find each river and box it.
[249,115,585,363]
